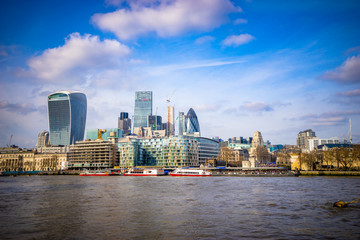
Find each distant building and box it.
[147,115,162,130]
[167,106,175,136]
[86,128,124,141]
[35,130,49,148]
[308,138,340,151]
[133,127,166,138]
[133,91,152,128]
[48,91,87,145]
[178,112,185,136]
[219,147,249,167]
[118,112,131,135]
[184,108,200,135]
[296,129,316,150]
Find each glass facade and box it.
[48,91,87,146]
[118,136,200,167]
[185,108,200,134]
[134,91,152,128]
[178,112,185,136]
[194,137,220,165]
[147,115,162,130]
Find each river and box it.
[0,176,359,239]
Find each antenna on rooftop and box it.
[349,118,352,144]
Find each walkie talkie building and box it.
[47,91,87,146]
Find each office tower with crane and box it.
[47,91,87,146]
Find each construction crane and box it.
[97,129,107,140]
[166,89,176,104]
[7,134,13,147]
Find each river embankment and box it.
[300,171,360,176]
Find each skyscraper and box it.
[178,112,185,136]
[118,112,131,135]
[133,91,152,128]
[185,108,200,135]
[48,91,87,146]
[35,130,49,148]
[147,115,162,130]
[167,105,175,136]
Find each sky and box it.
[0,0,360,148]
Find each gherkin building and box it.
[185,108,200,135]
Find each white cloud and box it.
[241,102,273,112]
[26,33,130,82]
[195,35,215,45]
[222,34,255,47]
[322,54,360,84]
[148,58,246,75]
[234,18,248,24]
[338,89,360,97]
[92,0,240,40]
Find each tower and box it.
[134,91,152,128]
[48,91,87,145]
[178,112,185,136]
[118,112,131,135]
[167,106,175,136]
[35,130,49,148]
[185,108,200,135]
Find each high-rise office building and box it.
[148,115,162,130]
[118,112,131,135]
[48,91,87,146]
[185,108,200,135]
[35,130,50,148]
[133,91,152,128]
[167,106,175,136]
[178,112,185,136]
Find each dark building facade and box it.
[48,91,87,146]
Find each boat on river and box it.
[124,168,165,176]
[79,171,110,176]
[170,168,211,177]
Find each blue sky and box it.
[1,0,359,148]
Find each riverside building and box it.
[118,136,219,168]
[47,91,87,145]
[67,140,118,171]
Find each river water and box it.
[0,176,359,240]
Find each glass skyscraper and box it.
[48,91,87,146]
[134,91,152,128]
[185,108,200,134]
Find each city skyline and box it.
[1,0,359,148]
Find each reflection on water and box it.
[0,176,359,239]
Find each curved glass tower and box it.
[48,91,87,146]
[185,108,200,134]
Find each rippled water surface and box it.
[0,176,359,239]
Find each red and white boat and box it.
[124,168,165,176]
[170,168,211,177]
[79,171,110,176]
